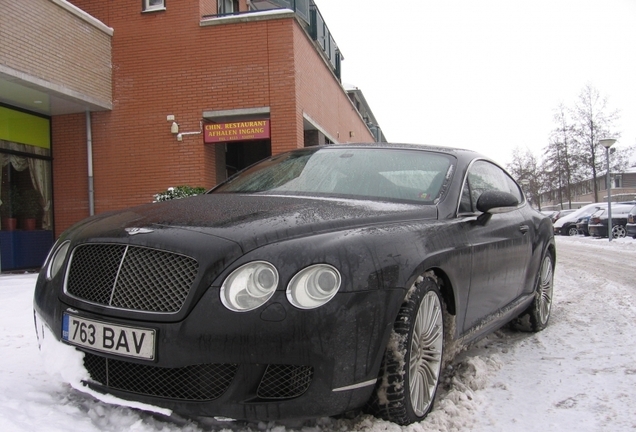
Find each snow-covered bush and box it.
[153,185,206,202]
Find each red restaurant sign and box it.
[204,119,270,143]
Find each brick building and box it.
[0,0,384,271]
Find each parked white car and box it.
[553,203,607,236]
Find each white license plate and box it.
[62,313,156,360]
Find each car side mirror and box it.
[476,190,519,214]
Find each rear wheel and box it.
[368,277,444,425]
[511,251,554,332]
[611,224,626,239]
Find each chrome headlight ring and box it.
[286,264,341,309]
[220,261,279,312]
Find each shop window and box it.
[1,141,53,271]
[143,0,165,12]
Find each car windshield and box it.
[573,205,605,218]
[212,147,455,204]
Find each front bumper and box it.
[34,281,405,421]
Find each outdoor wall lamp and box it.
[167,115,179,134]
[167,115,202,142]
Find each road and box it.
[555,235,636,288]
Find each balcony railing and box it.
[308,2,341,79]
[250,0,310,25]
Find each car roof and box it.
[594,203,635,213]
[318,143,491,169]
[329,142,481,157]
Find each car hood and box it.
[69,194,437,253]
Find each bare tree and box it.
[570,84,621,202]
[508,146,544,209]
[543,104,582,209]
[608,145,635,172]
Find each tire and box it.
[567,226,578,236]
[511,251,554,332]
[611,225,626,239]
[368,277,444,425]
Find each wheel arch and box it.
[426,267,456,316]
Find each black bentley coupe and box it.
[33,143,555,425]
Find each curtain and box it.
[0,141,52,229]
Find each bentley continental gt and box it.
[33,143,555,425]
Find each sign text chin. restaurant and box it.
[204,120,270,143]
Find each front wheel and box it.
[368,277,444,425]
[511,251,554,332]
[567,226,578,236]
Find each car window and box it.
[213,148,456,204]
[459,160,523,213]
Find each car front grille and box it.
[66,244,198,313]
[83,352,313,402]
[83,353,237,400]
[257,364,314,399]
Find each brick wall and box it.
[293,24,374,144]
[51,1,373,234]
[0,0,112,108]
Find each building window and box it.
[218,0,239,15]
[143,0,165,12]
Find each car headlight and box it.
[46,240,71,281]
[220,261,279,312]
[287,264,341,309]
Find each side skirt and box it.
[458,293,534,346]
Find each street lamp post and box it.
[599,138,616,241]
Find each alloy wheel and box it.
[612,225,626,239]
[409,291,444,416]
[537,254,554,325]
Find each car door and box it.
[458,160,532,332]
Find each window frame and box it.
[142,0,166,13]
[458,159,524,215]
[218,0,240,15]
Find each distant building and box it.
[0,0,384,271]
[345,84,387,143]
[540,167,636,210]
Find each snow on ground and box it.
[1,235,635,431]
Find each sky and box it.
[314,0,636,166]
[2,235,636,431]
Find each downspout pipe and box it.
[86,111,95,216]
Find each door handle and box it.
[519,225,529,234]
